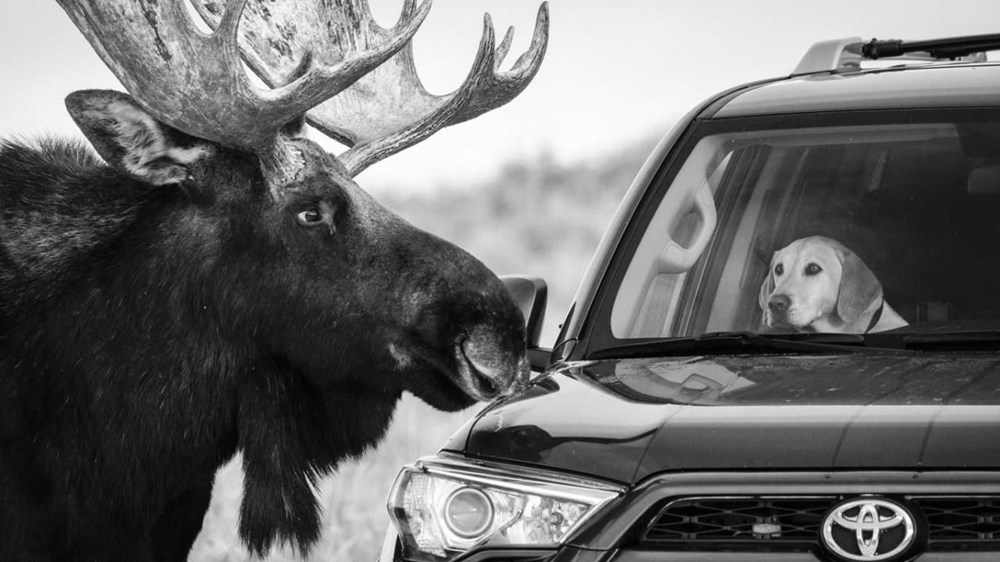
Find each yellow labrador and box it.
[758,236,908,333]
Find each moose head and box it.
[53,0,550,417]
[0,0,548,558]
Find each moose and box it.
[0,0,548,560]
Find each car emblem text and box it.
[821,498,916,561]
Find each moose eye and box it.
[774,263,784,276]
[805,263,822,275]
[295,208,324,226]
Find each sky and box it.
[2,0,998,192]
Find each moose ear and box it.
[65,90,211,186]
[835,247,883,322]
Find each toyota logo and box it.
[821,498,916,561]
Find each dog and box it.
[758,236,908,333]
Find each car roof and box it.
[712,62,1000,119]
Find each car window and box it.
[608,110,1000,340]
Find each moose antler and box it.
[190,0,550,176]
[56,0,431,182]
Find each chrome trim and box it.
[821,497,916,561]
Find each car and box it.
[379,34,1000,562]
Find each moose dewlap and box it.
[0,0,548,560]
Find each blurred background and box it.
[2,0,997,559]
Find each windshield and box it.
[600,109,1000,348]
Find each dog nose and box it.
[768,294,790,312]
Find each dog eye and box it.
[805,263,822,275]
[774,264,784,276]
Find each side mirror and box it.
[500,275,550,370]
[500,275,547,347]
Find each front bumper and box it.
[381,469,1000,562]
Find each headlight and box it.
[387,456,623,560]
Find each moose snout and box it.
[768,294,791,313]
[455,325,529,401]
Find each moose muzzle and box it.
[455,325,531,401]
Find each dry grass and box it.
[188,395,480,562]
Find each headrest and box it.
[968,164,1000,198]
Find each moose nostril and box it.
[461,333,507,379]
[458,326,523,399]
[769,295,790,312]
[473,375,499,397]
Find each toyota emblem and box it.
[821,498,917,561]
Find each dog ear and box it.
[758,258,776,318]
[836,247,883,322]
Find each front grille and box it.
[643,497,832,548]
[918,497,1000,550]
[641,495,1000,551]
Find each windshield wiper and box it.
[902,330,1000,350]
[588,331,898,360]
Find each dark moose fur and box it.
[0,91,526,561]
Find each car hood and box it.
[451,353,1000,483]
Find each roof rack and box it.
[793,33,1000,75]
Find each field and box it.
[187,138,653,561]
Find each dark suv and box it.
[379,35,1000,562]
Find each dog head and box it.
[758,236,882,332]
